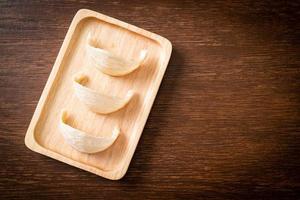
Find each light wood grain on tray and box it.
[25,9,172,180]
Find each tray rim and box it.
[24,9,172,180]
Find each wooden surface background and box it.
[0,0,299,199]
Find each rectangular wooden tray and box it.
[25,9,172,180]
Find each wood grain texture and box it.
[0,0,299,199]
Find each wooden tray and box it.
[25,9,172,180]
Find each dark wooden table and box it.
[1,0,299,199]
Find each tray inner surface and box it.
[34,17,164,171]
